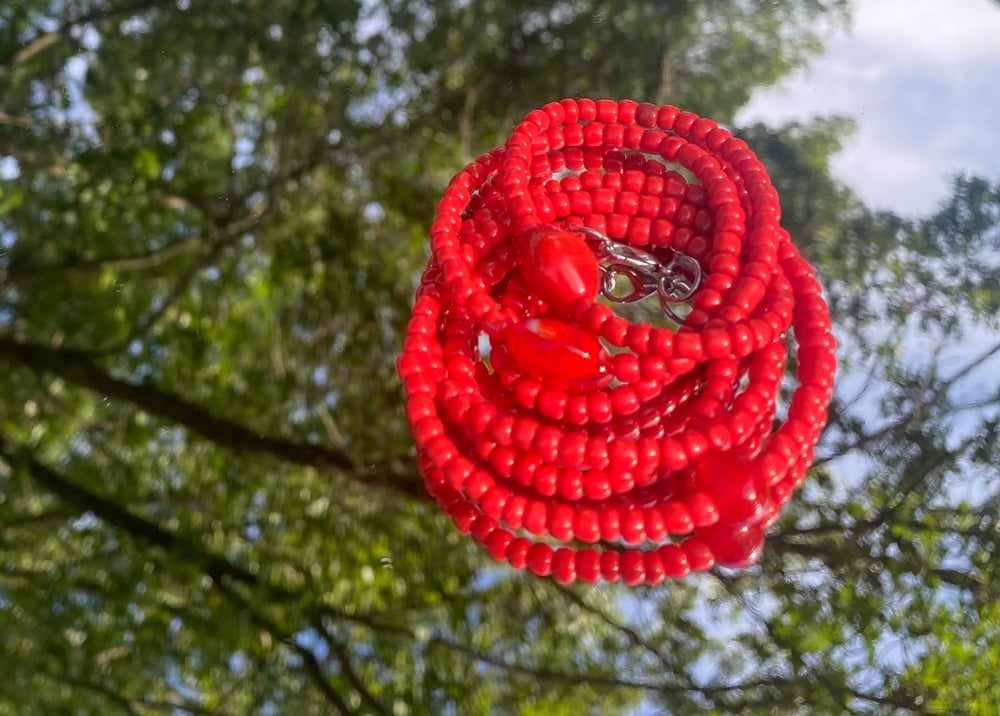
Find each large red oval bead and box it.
[520,227,600,311]
[504,318,611,391]
[700,522,765,568]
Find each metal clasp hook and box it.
[575,226,702,323]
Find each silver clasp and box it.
[575,227,702,323]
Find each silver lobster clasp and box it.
[575,227,702,323]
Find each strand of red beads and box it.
[398,98,836,585]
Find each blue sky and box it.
[737,0,1000,216]
[740,0,1000,501]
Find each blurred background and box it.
[1,1,997,714]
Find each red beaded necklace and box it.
[398,98,836,585]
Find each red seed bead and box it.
[502,495,527,530]
[486,529,513,561]
[548,503,575,541]
[601,316,630,346]
[523,499,548,536]
[613,352,642,383]
[621,509,646,544]
[621,550,646,586]
[681,537,715,572]
[480,487,509,521]
[687,491,719,527]
[537,388,568,421]
[464,469,492,499]
[706,423,732,451]
[533,425,563,462]
[600,551,621,582]
[565,394,590,425]
[505,537,531,569]
[682,431,710,461]
[659,438,687,472]
[587,392,614,424]
[575,507,601,543]
[527,542,555,576]
[654,544,687,578]
[558,431,587,465]
[532,464,559,497]
[609,468,635,494]
[512,416,540,451]
[575,548,601,582]
[643,550,666,585]
[447,495,476,532]
[552,547,577,584]
[557,467,584,501]
[661,501,694,534]
[610,386,640,415]
[470,515,496,544]
[600,508,621,541]
[513,378,542,410]
[584,471,612,500]
[644,506,668,541]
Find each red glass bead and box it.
[527,542,555,576]
[660,501,694,534]
[681,537,715,572]
[574,507,601,543]
[523,499,548,536]
[643,506,667,541]
[621,509,646,544]
[552,547,577,584]
[657,544,690,578]
[532,464,558,497]
[480,487,509,521]
[501,495,527,530]
[505,537,531,569]
[486,529,513,561]
[643,551,666,585]
[584,470,612,501]
[701,522,765,568]
[450,500,477,533]
[600,508,621,541]
[548,503,575,541]
[520,226,600,311]
[600,551,621,582]
[536,388,568,421]
[470,515,496,544]
[687,491,719,527]
[504,318,611,391]
[698,455,769,526]
[621,551,646,586]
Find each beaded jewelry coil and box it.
[398,98,836,585]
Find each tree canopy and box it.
[1,1,997,714]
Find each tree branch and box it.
[216,582,355,715]
[325,632,391,716]
[0,0,179,74]
[4,236,202,285]
[551,582,667,662]
[817,341,1000,467]
[58,677,143,716]
[1,440,270,592]
[2,338,347,473]
[0,338,427,498]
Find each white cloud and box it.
[737,0,1000,215]
[850,0,1000,66]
